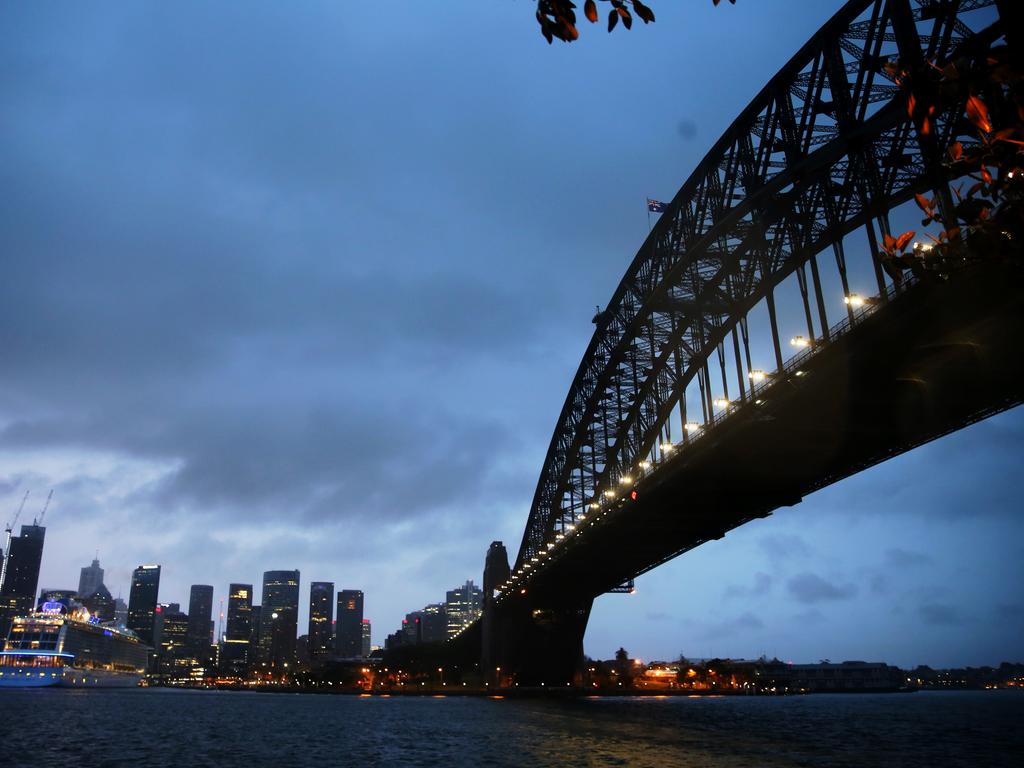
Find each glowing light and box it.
[748,369,767,382]
[844,293,866,308]
[589,502,600,510]
[638,461,650,469]
[713,398,730,409]
[659,442,674,453]
[790,335,811,348]
[603,490,615,498]
[684,422,701,432]
[619,476,633,485]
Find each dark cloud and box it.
[884,548,932,568]
[724,572,773,600]
[758,534,811,563]
[919,603,963,627]
[694,612,764,641]
[786,572,857,604]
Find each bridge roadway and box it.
[476,262,1023,685]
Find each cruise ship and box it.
[0,602,149,687]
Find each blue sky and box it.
[1,1,1020,668]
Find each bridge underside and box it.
[488,262,1023,685]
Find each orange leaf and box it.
[981,166,992,185]
[895,231,915,251]
[948,141,963,161]
[584,0,598,23]
[883,233,897,250]
[914,193,931,212]
[966,95,992,134]
[906,92,916,119]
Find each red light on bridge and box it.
[630,490,638,500]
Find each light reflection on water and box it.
[0,689,1020,767]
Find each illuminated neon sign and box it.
[41,602,63,615]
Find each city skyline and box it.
[2,0,1022,670]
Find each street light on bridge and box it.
[844,293,866,308]
[748,369,768,383]
[619,475,633,485]
[790,335,812,348]
[684,422,701,433]
[713,398,731,409]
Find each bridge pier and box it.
[485,595,593,688]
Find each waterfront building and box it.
[308,581,333,659]
[0,524,47,639]
[186,585,214,655]
[445,580,482,640]
[80,583,115,622]
[221,583,253,676]
[335,590,363,658]
[77,557,104,599]
[249,604,262,664]
[361,619,371,658]
[258,570,300,670]
[126,565,161,646]
[114,597,128,627]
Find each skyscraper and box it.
[221,583,253,676]
[114,597,128,627]
[361,619,371,658]
[335,590,364,658]
[127,565,161,646]
[258,570,300,670]
[77,557,105,598]
[81,583,115,622]
[446,580,482,640]
[307,581,333,659]
[186,584,214,654]
[0,523,46,638]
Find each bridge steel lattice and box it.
[514,0,1007,574]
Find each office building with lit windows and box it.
[335,590,364,658]
[126,565,161,647]
[308,581,333,659]
[258,570,300,670]
[445,580,482,640]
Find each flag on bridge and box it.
[647,198,667,213]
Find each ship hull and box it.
[0,665,142,688]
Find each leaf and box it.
[608,8,618,31]
[633,0,655,23]
[966,95,992,134]
[948,141,963,161]
[584,0,598,23]
[619,7,632,29]
[883,233,897,251]
[914,193,932,212]
[980,165,992,185]
[895,231,915,251]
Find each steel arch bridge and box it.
[515,0,1010,570]
[424,0,1022,686]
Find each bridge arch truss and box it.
[516,0,1007,570]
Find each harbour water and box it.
[1,689,1021,767]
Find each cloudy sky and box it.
[1,1,1020,668]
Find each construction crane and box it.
[1,490,31,592]
[35,489,53,526]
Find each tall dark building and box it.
[221,583,253,676]
[258,570,300,670]
[335,589,364,658]
[77,557,105,599]
[307,581,333,659]
[249,604,262,665]
[0,524,46,638]
[186,584,214,653]
[126,565,161,646]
